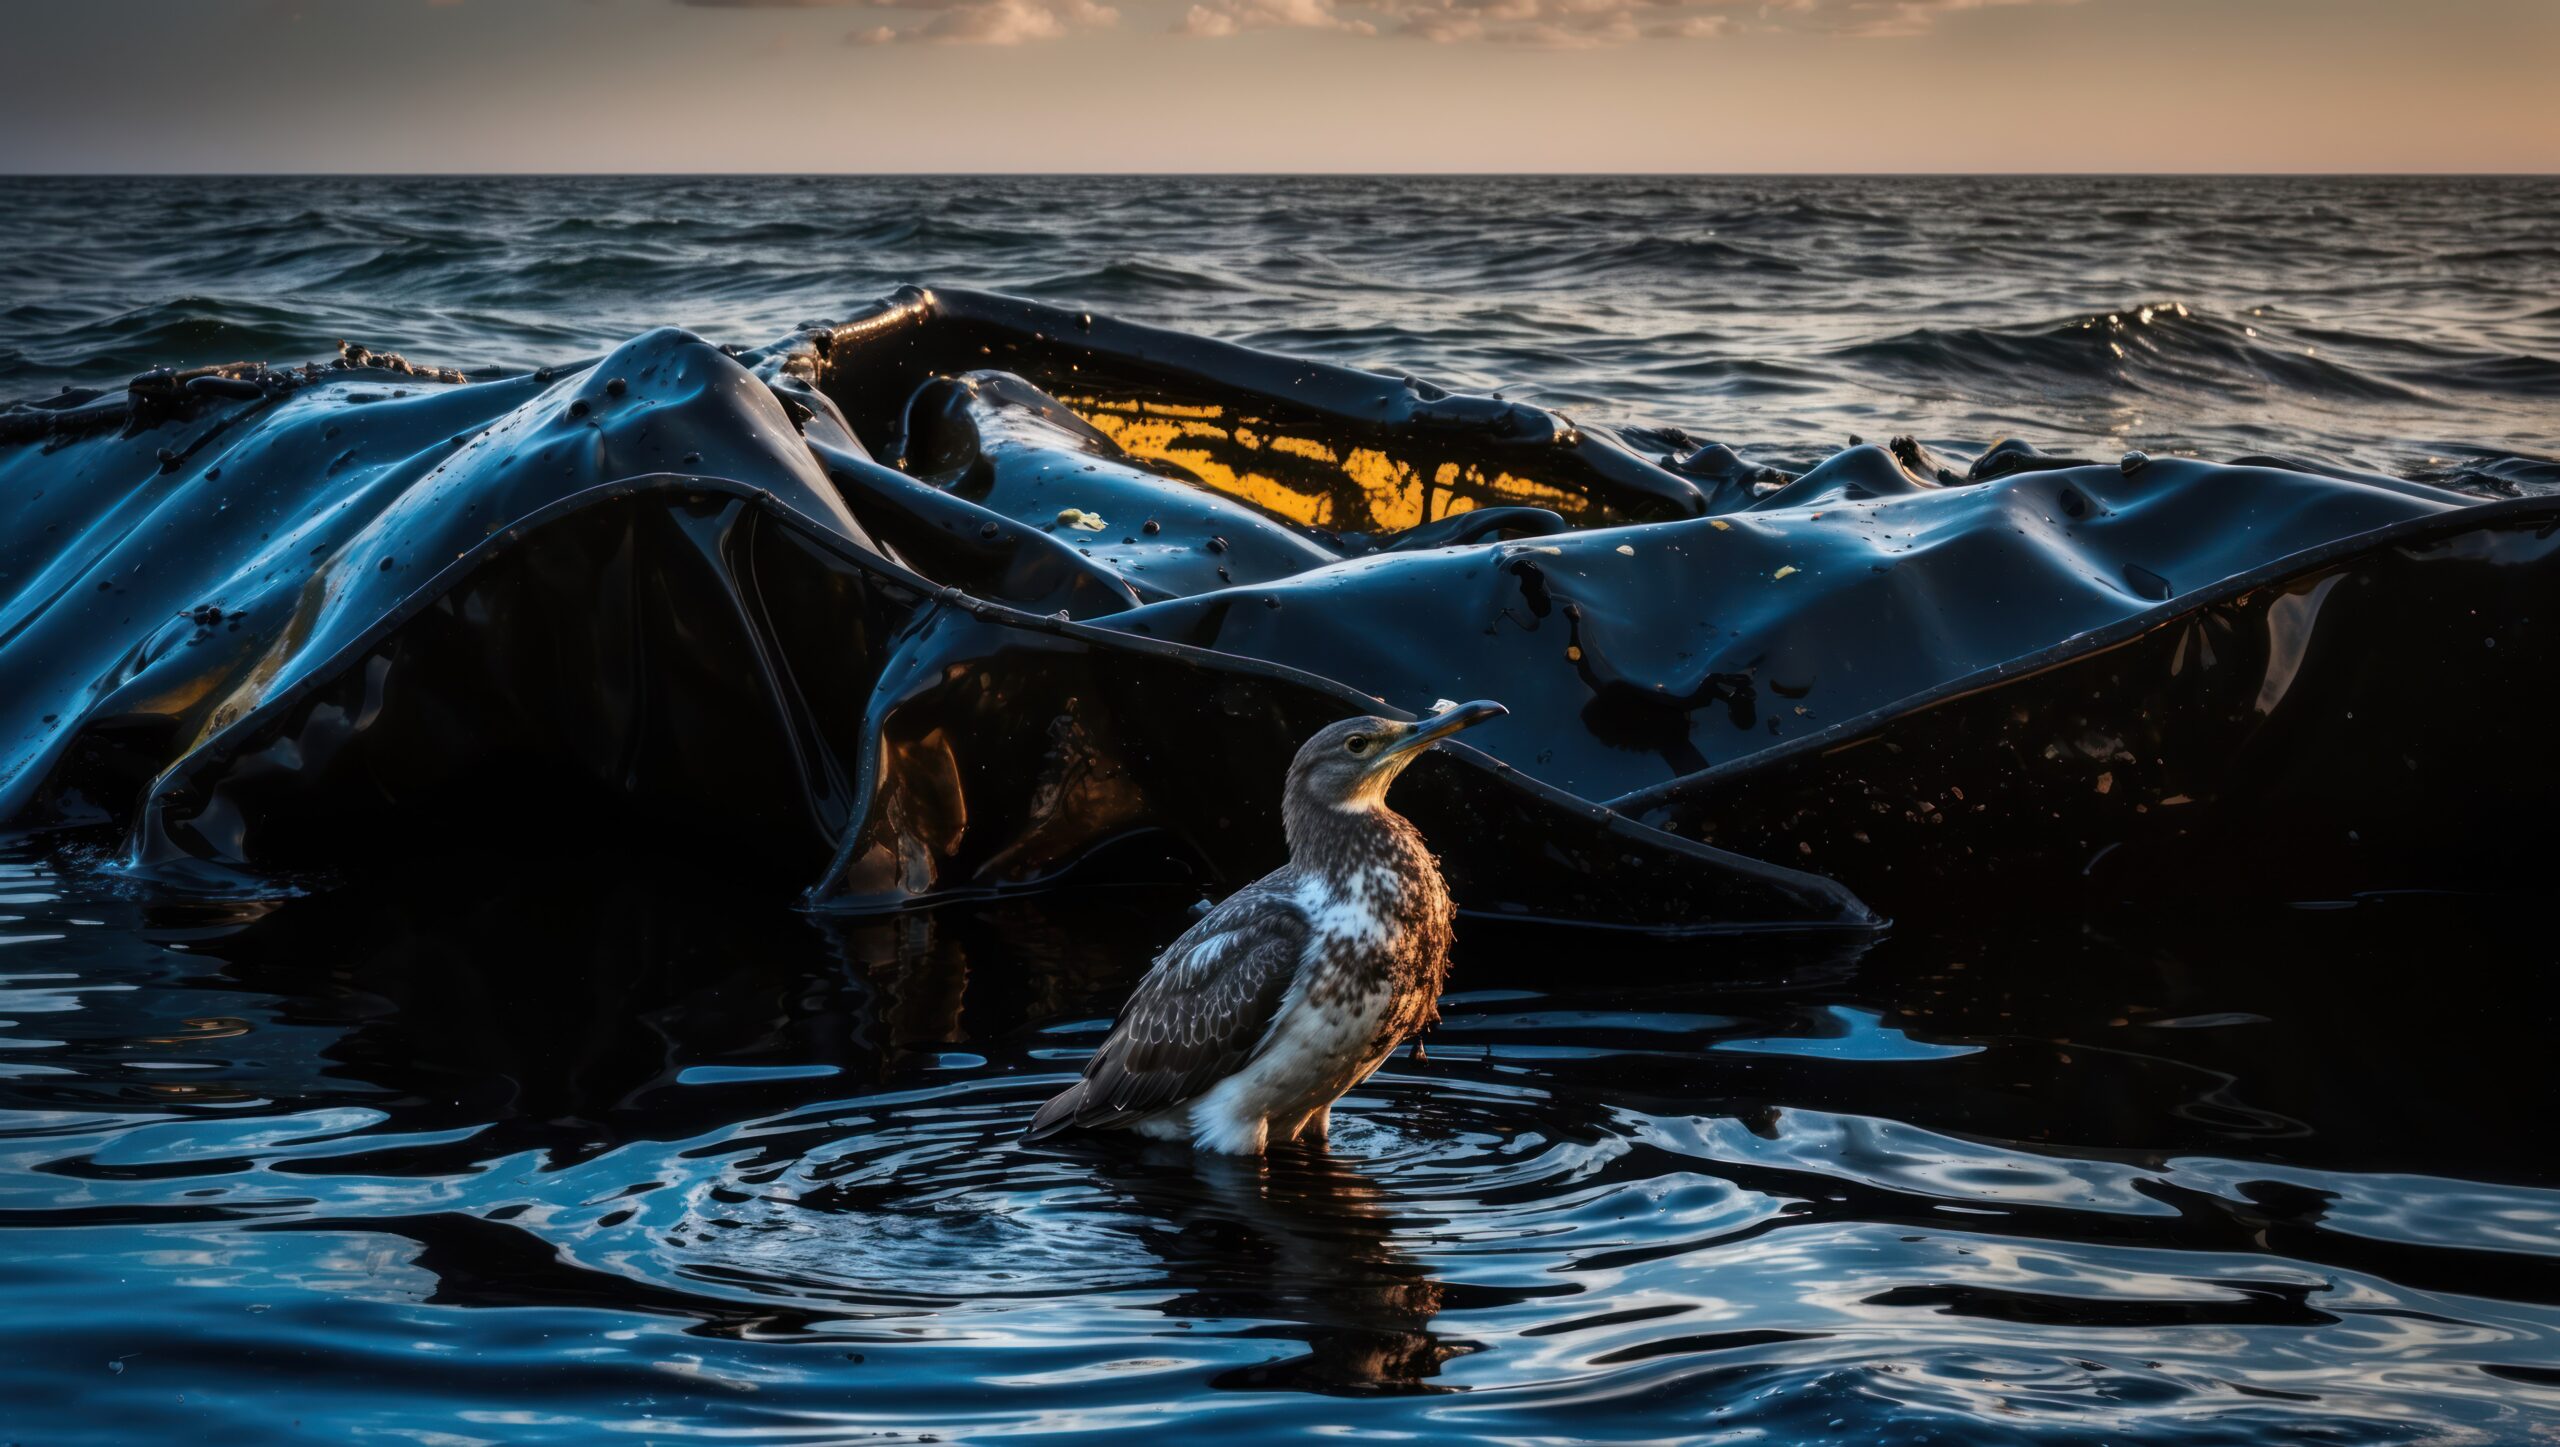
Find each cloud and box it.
[1183,0,1703,47]
[455,0,2071,46]
[416,0,1120,45]
[1829,0,2075,37]
[848,0,1118,43]
[1646,12,1730,36]
[1174,0,2076,46]
[1174,0,1376,36]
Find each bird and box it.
[1025,699,1508,1155]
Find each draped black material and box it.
[4,287,2548,926]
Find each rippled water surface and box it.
[2,176,2557,1443]
[2,175,2555,483]
[2,846,2555,1443]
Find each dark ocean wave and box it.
[1,295,353,388]
[1017,257,1265,299]
[0,174,2546,482]
[1836,305,2447,406]
[1455,233,1809,280]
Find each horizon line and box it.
[5,169,2558,181]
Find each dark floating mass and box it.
[2,286,2551,926]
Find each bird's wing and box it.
[1025,880,1310,1139]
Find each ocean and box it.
[0,174,2555,1445]
[5,174,2555,482]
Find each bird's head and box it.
[1283,700,1507,839]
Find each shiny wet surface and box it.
[4,174,2555,484]
[2,842,2553,1443]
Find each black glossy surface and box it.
[5,285,2549,925]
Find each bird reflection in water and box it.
[1079,1142,1478,1396]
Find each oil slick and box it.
[1,287,2552,925]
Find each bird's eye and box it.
[1345,734,1372,756]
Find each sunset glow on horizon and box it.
[1,0,2553,173]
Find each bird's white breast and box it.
[1184,980,1396,1153]
[1292,865,1399,951]
[1171,873,1406,1154]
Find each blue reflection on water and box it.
[677,1064,845,1086]
[0,846,2555,1444]
[1715,1005,1987,1061]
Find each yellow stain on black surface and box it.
[1061,393,1593,534]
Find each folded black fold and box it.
[1,286,2543,927]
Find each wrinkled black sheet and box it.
[3,286,2549,927]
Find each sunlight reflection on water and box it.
[0,844,2553,1441]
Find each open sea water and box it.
[0,174,2555,1444]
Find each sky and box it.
[0,0,2553,172]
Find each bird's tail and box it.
[1023,1081,1087,1142]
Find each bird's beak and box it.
[1379,699,1507,762]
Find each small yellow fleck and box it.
[1709,519,1731,531]
[1565,645,1583,661]
[1774,565,1798,580]
[1056,508,1108,532]
[1615,543,1635,556]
